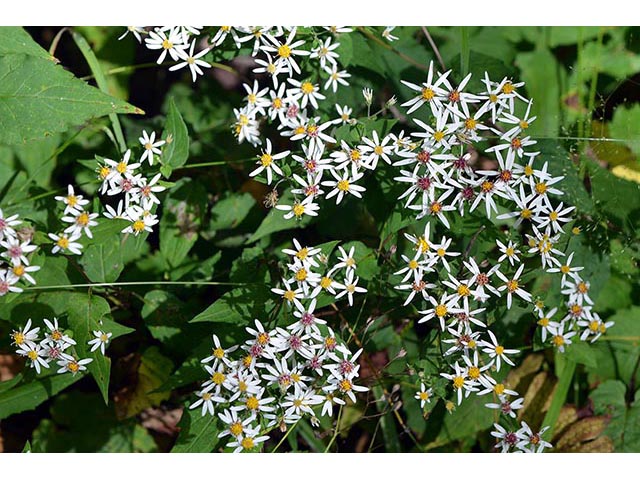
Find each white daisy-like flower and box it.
[48,232,83,255]
[249,139,289,185]
[54,184,90,215]
[169,39,211,82]
[138,130,166,165]
[87,330,112,355]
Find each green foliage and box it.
[0,28,142,145]
[590,380,640,452]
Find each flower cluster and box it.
[119,26,212,82]
[8,318,107,375]
[96,130,167,236]
[0,209,39,296]
[272,239,367,307]
[189,239,369,452]
[388,63,613,452]
[48,184,98,256]
[491,421,552,453]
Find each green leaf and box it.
[0,27,52,59]
[171,405,220,453]
[515,48,561,137]
[0,371,86,420]
[190,286,274,325]
[0,53,142,146]
[432,394,494,446]
[209,191,255,230]
[38,292,133,404]
[588,160,640,227]
[609,103,640,157]
[334,32,353,67]
[247,197,314,244]
[160,178,207,269]
[161,97,189,169]
[591,379,640,452]
[78,238,125,283]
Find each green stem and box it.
[460,27,470,76]
[71,29,127,154]
[586,27,604,142]
[324,404,343,452]
[269,419,300,453]
[541,356,576,441]
[174,158,256,170]
[26,280,251,291]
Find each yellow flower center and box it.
[468,366,480,379]
[577,282,589,294]
[374,145,384,155]
[507,279,519,292]
[433,131,445,142]
[538,317,549,327]
[246,396,259,411]
[260,153,272,167]
[421,88,435,100]
[437,248,445,257]
[524,165,534,176]
[494,384,505,395]
[435,304,448,317]
[535,182,548,195]
[272,97,283,109]
[295,247,308,260]
[230,422,243,437]
[241,437,255,450]
[12,265,25,277]
[77,212,89,227]
[502,82,515,94]
[247,93,257,104]
[431,202,442,214]
[419,391,429,400]
[257,332,269,345]
[99,166,110,179]
[553,335,565,347]
[133,220,146,233]
[489,93,498,103]
[100,333,109,342]
[278,44,291,58]
[283,290,296,301]
[457,284,470,297]
[213,347,225,359]
[320,276,332,289]
[416,236,429,252]
[57,237,70,249]
[465,118,477,130]
[295,268,308,282]
[506,247,515,257]
[116,162,127,174]
[495,345,505,355]
[27,350,38,360]
[212,372,226,385]
[162,39,173,50]
[339,379,352,392]
[292,203,305,218]
[452,376,464,389]
[589,320,600,332]
[12,332,25,345]
[67,195,77,206]
[337,180,350,191]
[519,120,529,129]
[408,259,419,270]
[68,361,80,373]
[51,330,62,341]
[301,82,314,95]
